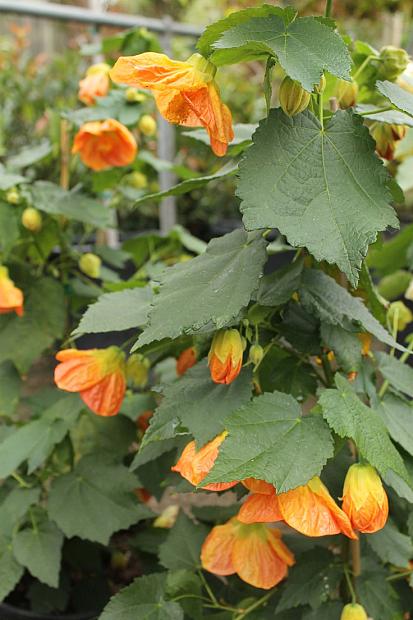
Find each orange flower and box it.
[342,463,388,533]
[72,119,137,171]
[0,266,24,317]
[54,346,126,416]
[208,329,243,385]
[78,63,110,105]
[358,333,372,356]
[137,410,153,432]
[110,52,233,156]
[176,346,197,376]
[238,477,357,539]
[171,432,237,491]
[201,518,294,589]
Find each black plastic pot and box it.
[0,604,97,620]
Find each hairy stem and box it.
[324,0,333,17]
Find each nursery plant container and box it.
[0,604,97,620]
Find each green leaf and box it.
[142,361,253,448]
[0,202,20,257]
[8,141,52,168]
[73,287,153,335]
[159,513,208,571]
[377,352,413,397]
[0,394,82,478]
[133,162,238,205]
[277,550,342,612]
[183,123,256,150]
[99,573,183,620]
[13,517,63,588]
[71,411,137,459]
[377,80,413,118]
[0,361,21,416]
[198,6,351,91]
[299,269,403,351]
[0,277,65,373]
[204,391,333,492]
[377,270,411,301]
[320,325,362,372]
[238,110,396,286]
[367,520,413,567]
[356,104,413,126]
[48,454,153,545]
[0,536,24,602]
[136,230,268,348]
[257,346,317,399]
[131,438,185,470]
[302,603,343,620]
[257,258,303,306]
[368,224,413,276]
[319,374,408,482]
[0,487,41,536]
[30,181,112,228]
[166,570,202,620]
[357,567,402,620]
[0,165,25,190]
[378,394,413,457]
[356,261,387,325]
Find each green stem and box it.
[324,0,333,17]
[319,91,324,129]
[387,569,413,582]
[352,55,375,81]
[203,603,244,613]
[235,589,277,619]
[379,337,413,399]
[358,106,394,117]
[321,351,334,386]
[198,570,219,607]
[12,472,30,488]
[172,594,210,603]
[344,565,357,604]
[29,508,38,535]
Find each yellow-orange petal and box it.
[201,519,237,575]
[342,464,388,533]
[72,119,137,171]
[54,350,105,392]
[0,268,24,316]
[277,477,357,539]
[238,493,282,524]
[78,71,110,105]
[176,347,197,376]
[242,479,275,495]
[80,370,126,416]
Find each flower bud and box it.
[370,123,406,160]
[153,505,179,529]
[208,329,243,385]
[125,87,146,103]
[340,603,368,620]
[387,300,413,331]
[126,353,150,388]
[314,74,326,94]
[342,463,388,533]
[78,253,102,279]
[279,76,311,116]
[378,46,409,82]
[21,207,42,232]
[249,343,264,366]
[176,346,197,376]
[138,114,157,137]
[127,171,148,189]
[334,78,359,109]
[5,187,20,205]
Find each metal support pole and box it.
[157,16,177,234]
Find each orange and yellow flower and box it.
[54,346,126,416]
[239,477,357,539]
[110,52,233,156]
[342,463,388,533]
[78,63,111,105]
[171,432,237,491]
[208,329,243,385]
[201,518,295,589]
[176,346,197,376]
[72,119,137,171]
[0,266,24,317]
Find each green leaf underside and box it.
[238,109,397,286]
[136,230,268,348]
[319,374,408,483]
[377,80,413,118]
[377,352,413,397]
[0,536,24,602]
[356,104,413,127]
[378,394,413,457]
[198,6,351,91]
[99,573,183,620]
[13,518,63,588]
[299,270,403,352]
[257,258,303,306]
[142,361,253,448]
[320,324,362,372]
[159,513,208,571]
[204,391,333,492]
[48,455,153,545]
[367,520,413,567]
[73,287,153,335]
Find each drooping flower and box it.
[176,346,197,376]
[208,329,243,385]
[78,63,111,105]
[201,518,295,589]
[54,347,126,416]
[0,266,24,317]
[72,119,137,171]
[238,477,357,539]
[342,463,388,533]
[171,432,237,491]
[110,52,233,156]
[341,603,368,620]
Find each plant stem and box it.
[358,106,394,117]
[324,0,333,17]
[319,91,324,129]
[344,565,357,604]
[350,538,361,578]
[235,589,277,619]
[321,351,334,386]
[387,569,413,582]
[352,55,375,81]
[60,118,71,191]
[11,472,30,488]
[198,570,219,607]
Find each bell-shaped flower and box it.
[0,266,24,317]
[78,62,111,105]
[72,119,137,171]
[176,346,197,376]
[342,463,388,533]
[208,329,243,385]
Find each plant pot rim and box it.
[0,602,97,620]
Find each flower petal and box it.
[201,520,237,576]
[110,53,203,91]
[238,493,282,524]
[80,370,126,416]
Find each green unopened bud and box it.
[127,171,148,189]
[249,343,264,366]
[6,187,20,205]
[279,76,311,116]
[387,300,413,331]
[125,87,146,103]
[126,353,150,388]
[334,78,358,109]
[314,74,326,94]
[378,46,409,81]
[79,253,101,279]
[340,603,368,620]
[22,207,42,232]
[138,114,157,137]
